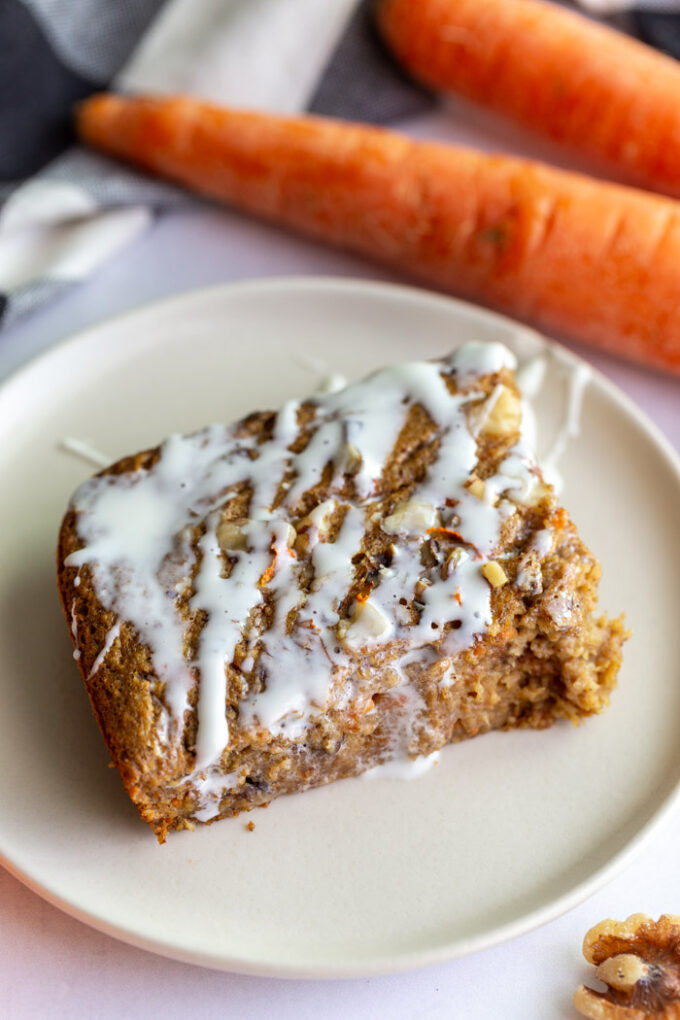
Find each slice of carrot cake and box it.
[57,341,625,840]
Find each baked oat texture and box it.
[57,348,626,841]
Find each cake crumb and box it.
[246,820,255,832]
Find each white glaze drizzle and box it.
[60,437,111,468]
[514,352,591,495]
[452,341,516,384]
[69,600,81,661]
[192,769,241,823]
[316,373,348,395]
[515,354,547,401]
[530,528,554,558]
[362,749,440,780]
[542,362,591,494]
[65,341,561,811]
[86,621,121,682]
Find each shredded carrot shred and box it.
[551,507,568,530]
[427,527,482,559]
[258,531,297,587]
[428,526,465,541]
[258,556,277,588]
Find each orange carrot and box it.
[377,0,680,200]
[428,527,481,558]
[77,94,680,374]
[427,527,466,543]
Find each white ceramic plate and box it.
[0,278,678,978]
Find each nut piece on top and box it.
[574,914,680,1018]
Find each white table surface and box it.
[1,106,678,1020]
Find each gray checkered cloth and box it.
[1,0,678,327]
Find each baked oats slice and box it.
[57,342,626,840]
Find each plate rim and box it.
[1,275,679,979]
[1,275,678,480]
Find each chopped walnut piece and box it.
[382,498,437,535]
[217,518,248,552]
[481,560,508,588]
[574,914,680,1018]
[339,598,392,648]
[303,499,336,540]
[515,550,543,596]
[481,385,521,437]
[467,476,486,501]
[468,384,521,438]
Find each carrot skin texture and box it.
[377,0,680,200]
[77,94,680,373]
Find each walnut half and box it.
[574,914,680,1018]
